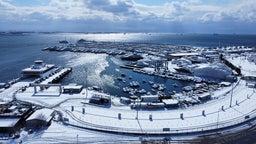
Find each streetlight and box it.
[216,108,220,129]
[76,134,78,144]
[136,99,139,119]
[84,67,88,101]
[229,83,234,107]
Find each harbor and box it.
[1,33,256,143]
[1,67,256,136]
[1,0,256,142]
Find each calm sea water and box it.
[0,32,256,97]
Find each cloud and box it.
[199,0,256,22]
[0,0,16,18]
[85,0,134,13]
[0,0,256,33]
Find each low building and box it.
[89,95,111,105]
[0,101,34,134]
[120,97,131,104]
[26,108,55,130]
[167,53,200,60]
[162,99,179,108]
[198,93,211,101]
[0,118,21,133]
[141,95,160,103]
[63,84,83,94]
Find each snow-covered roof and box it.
[162,99,179,105]
[192,63,232,80]
[168,52,200,57]
[27,108,55,122]
[228,55,256,77]
[0,118,20,127]
[63,85,83,90]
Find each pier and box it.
[41,67,72,84]
[120,65,141,69]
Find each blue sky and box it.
[0,0,255,33]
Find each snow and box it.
[41,68,71,84]
[0,118,19,127]
[27,108,54,121]
[228,54,256,77]
[2,53,256,142]
[12,77,256,136]
[192,63,232,80]
[0,80,32,101]
[6,121,141,144]
[172,58,192,67]
[162,99,179,105]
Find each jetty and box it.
[40,67,72,84]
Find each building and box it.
[141,95,160,103]
[167,53,200,60]
[0,101,34,133]
[0,118,21,133]
[198,93,211,101]
[26,108,55,130]
[62,84,83,94]
[162,99,179,108]
[89,95,111,105]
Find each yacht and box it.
[21,60,56,78]
[129,81,140,87]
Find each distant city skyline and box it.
[0,0,255,34]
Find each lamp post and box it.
[136,99,138,119]
[76,134,78,144]
[84,67,88,101]
[229,83,233,107]
[217,108,220,129]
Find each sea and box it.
[1,32,256,97]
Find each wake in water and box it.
[59,53,115,88]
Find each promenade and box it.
[54,79,256,135]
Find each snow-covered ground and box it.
[5,122,142,144]
[228,54,256,77]
[1,77,254,143]
[1,52,256,143]
[9,78,256,135]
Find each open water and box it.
[0,32,256,97]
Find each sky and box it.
[0,0,256,34]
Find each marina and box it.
[1,33,256,143]
[1,0,256,142]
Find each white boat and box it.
[148,81,154,85]
[21,60,56,78]
[123,87,132,93]
[151,84,159,89]
[129,81,140,87]
[138,89,147,94]
[158,85,165,91]
[173,83,178,87]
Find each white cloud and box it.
[0,0,256,33]
[2,0,256,22]
[199,0,256,22]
